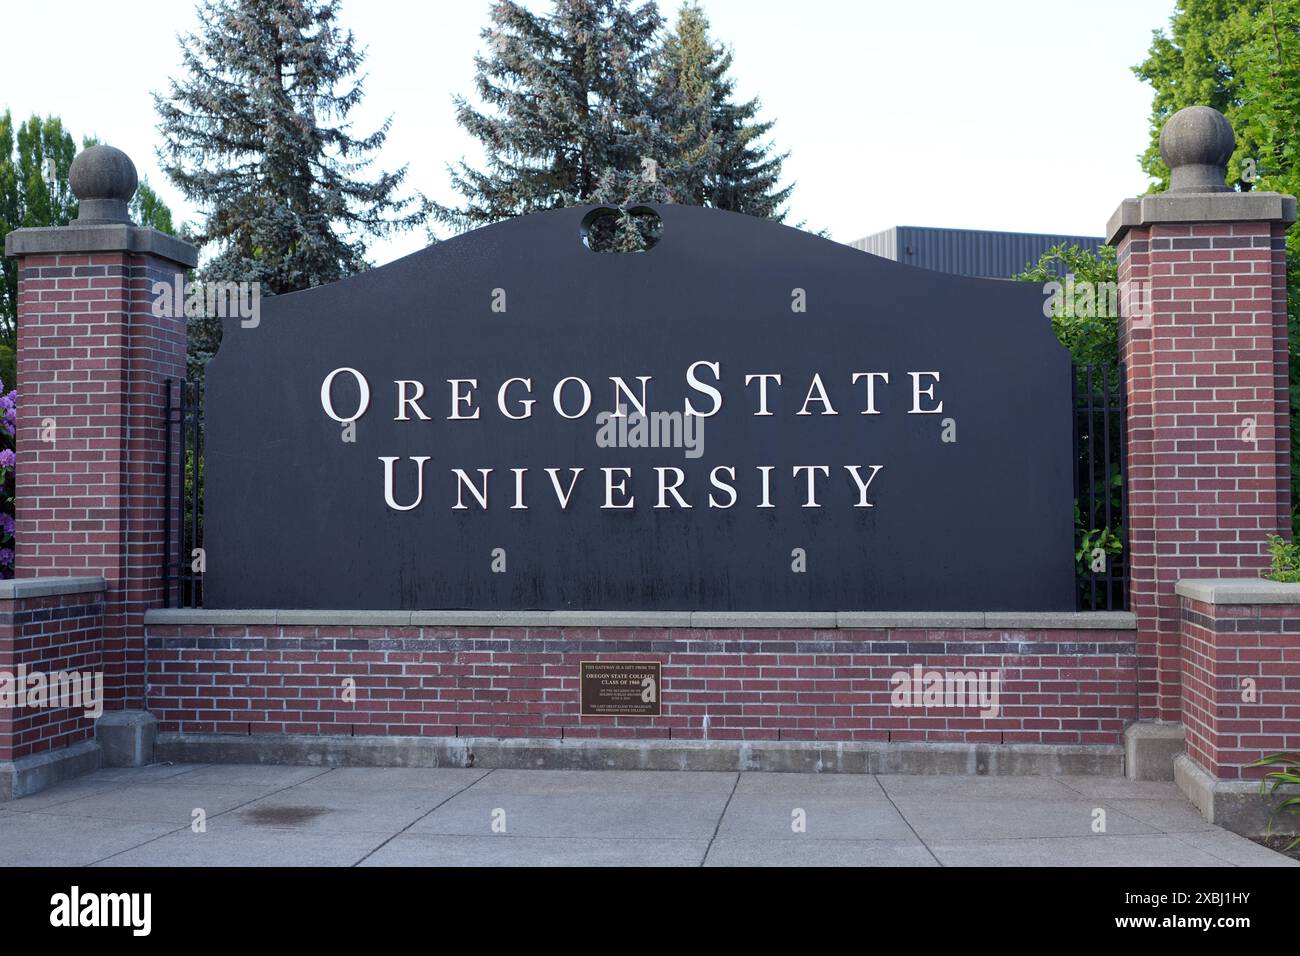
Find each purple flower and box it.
[0,449,14,469]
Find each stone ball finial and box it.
[69,145,138,223]
[1159,106,1235,193]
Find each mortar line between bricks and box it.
[874,775,943,867]
[350,768,496,867]
[82,766,340,866]
[698,772,741,867]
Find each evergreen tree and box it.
[654,2,791,219]
[156,0,426,300]
[434,0,665,235]
[438,0,791,249]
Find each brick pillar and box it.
[1108,107,1296,776]
[3,146,196,720]
[1173,579,1300,836]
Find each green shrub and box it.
[1264,534,1300,583]
[1247,753,1300,851]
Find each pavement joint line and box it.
[6,778,140,814]
[873,774,944,867]
[380,834,715,842]
[350,767,495,867]
[82,765,339,867]
[141,761,207,781]
[1164,829,1244,867]
[4,762,216,816]
[4,767,1284,867]
[698,773,741,868]
[1052,777,1092,798]
[1025,778,1088,798]
[706,837,926,843]
[926,831,1213,844]
[1096,798,1180,835]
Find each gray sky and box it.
[2,0,1177,264]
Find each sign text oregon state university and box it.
[204,205,1075,611]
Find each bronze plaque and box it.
[580,661,662,717]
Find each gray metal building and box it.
[848,225,1104,279]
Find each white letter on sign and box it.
[908,372,943,414]
[321,368,370,422]
[379,456,430,511]
[684,360,722,418]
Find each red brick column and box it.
[1173,579,1300,835]
[0,579,106,772]
[1176,581,1300,780]
[3,146,196,720]
[1108,107,1296,735]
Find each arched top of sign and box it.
[208,203,1068,361]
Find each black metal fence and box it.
[163,378,204,609]
[1073,363,1129,610]
[162,366,1129,611]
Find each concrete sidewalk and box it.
[0,764,1293,867]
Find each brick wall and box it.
[15,252,186,711]
[1180,594,1300,779]
[1118,221,1292,723]
[0,584,105,761]
[145,620,1137,744]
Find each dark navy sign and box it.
[203,204,1075,610]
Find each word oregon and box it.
[318,362,947,422]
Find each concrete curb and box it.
[0,739,101,802]
[96,710,158,768]
[1123,721,1185,781]
[155,733,1124,776]
[1175,753,1300,837]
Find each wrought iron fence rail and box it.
[162,378,203,609]
[1073,363,1129,611]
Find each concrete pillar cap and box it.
[1160,105,1235,193]
[69,145,138,224]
